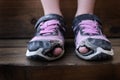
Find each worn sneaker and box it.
[26,14,66,61]
[72,14,114,60]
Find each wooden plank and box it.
[2,66,26,80]
[0,39,119,66]
[95,0,120,38]
[0,65,117,80]
[0,66,5,80]
[26,65,114,80]
[0,39,28,47]
[0,0,42,38]
[0,39,119,80]
[0,46,119,66]
[114,64,120,80]
[0,39,119,47]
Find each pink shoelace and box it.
[39,20,60,35]
[79,20,100,35]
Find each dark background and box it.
[0,0,120,39]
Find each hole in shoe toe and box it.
[78,46,94,56]
[44,44,63,57]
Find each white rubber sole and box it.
[75,47,114,60]
[26,48,64,61]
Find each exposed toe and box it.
[78,47,89,54]
[53,47,63,57]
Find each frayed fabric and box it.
[72,14,114,61]
[26,14,66,61]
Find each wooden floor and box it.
[0,39,120,80]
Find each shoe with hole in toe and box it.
[72,14,114,61]
[26,14,66,61]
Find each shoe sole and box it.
[26,48,64,61]
[75,47,114,61]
